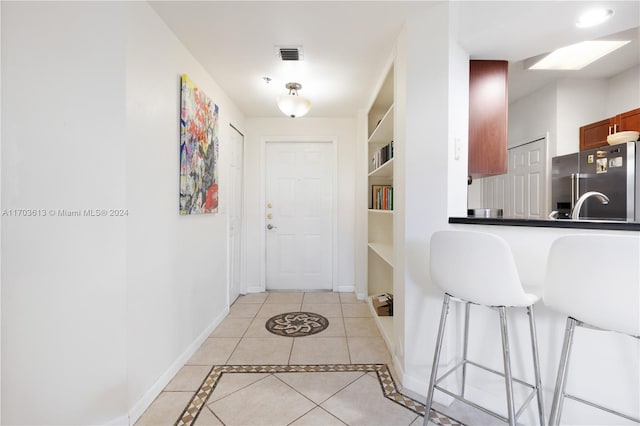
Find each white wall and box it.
[1,2,244,424]
[1,3,4,421]
[243,117,356,292]
[508,83,557,152]
[1,3,128,424]
[556,79,608,154]
[354,110,369,298]
[396,1,470,393]
[607,64,640,115]
[125,3,244,422]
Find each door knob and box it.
[267,224,277,230]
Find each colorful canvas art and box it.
[180,74,219,215]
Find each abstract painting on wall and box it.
[180,74,219,215]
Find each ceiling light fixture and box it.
[527,40,630,70]
[276,82,312,118]
[576,8,614,28]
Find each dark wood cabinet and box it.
[580,118,613,151]
[580,108,640,151]
[619,108,640,133]
[468,60,508,178]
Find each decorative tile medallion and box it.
[174,364,465,426]
[265,311,329,337]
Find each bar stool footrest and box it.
[433,359,539,423]
[564,393,640,423]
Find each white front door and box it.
[228,125,244,303]
[265,141,333,291]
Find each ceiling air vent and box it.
[276,46,303,61]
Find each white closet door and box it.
[508,138,547,218]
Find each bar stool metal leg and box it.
[498,307,517,426]
[527,305,545,426]
[549,317,578,426]
[423,294,452,426]
[461,302,471,398]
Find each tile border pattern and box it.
[174,364,465,426]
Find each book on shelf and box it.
[370,140,394,172]
[371,185,393,210]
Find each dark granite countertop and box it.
[449,217,640,231]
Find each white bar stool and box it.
[544,234,640,425]
[423,230,545,426]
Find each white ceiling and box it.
[150,1,640,118]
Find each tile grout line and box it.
[338,301,356,364]
[287,336,295,365]
[287,299,303,364]
[223,299,263,365]
[202,402,225,425]
[283,394,349,426]
[346,323,354,364]
[272,372,324,425]
[303,405,349,426]
[208,373,273,412]
[274,366,366,410]
[315,370,367,409]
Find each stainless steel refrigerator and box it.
[551,142,639,220]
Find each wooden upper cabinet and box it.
[618,108,640,133]
[468,60,508,178]
[580,107,640,151]
[580,117,612,151]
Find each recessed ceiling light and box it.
[576,8,614,28]
[528,40,630,70]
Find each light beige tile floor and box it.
[135,291,452,426]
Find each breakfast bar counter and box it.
[449,216,640,231]
[431,220,640,424]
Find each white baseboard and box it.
[127,307,229,425]
[336,285,354,293]
[104,414,129,426]
[401,371,428,399]
[246,285,355,294]
[391,356,406,387]
[402,364,456,407]
[356,291,367,300]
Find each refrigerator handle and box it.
[571,173,579,208]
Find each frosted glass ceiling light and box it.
[576,8,614,28]
[277,82,311,118]
[527,40,630,70]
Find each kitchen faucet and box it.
[571,191,610,220]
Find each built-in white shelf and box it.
[368,157,394,178]
[367,296,395,355]
[368,105,394,148]
[366,64,396,378]
[367,242,393,267]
